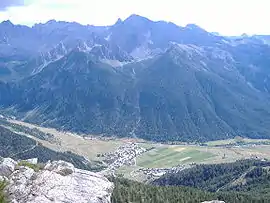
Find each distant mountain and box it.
[254,35,270,45]
[1,15,270,142]
[108,15,225,59]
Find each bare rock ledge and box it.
[0,158,114,203]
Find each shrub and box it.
[18,161,43,172]
[0,181,7,203]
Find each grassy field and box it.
[137,140,270,169]
[137,146,215,168]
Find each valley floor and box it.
[1,117,270,182]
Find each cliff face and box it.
[0,158,114,203]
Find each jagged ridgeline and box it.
[1,15,270,142]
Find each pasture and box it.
[137,145,215,168]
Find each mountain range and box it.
[1,15,270,142]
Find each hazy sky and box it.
[0,0,269,36]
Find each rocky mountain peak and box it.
[125,14,150,21]
[185,24,206,31]
[123,14,152,27]
[0,20,13,26]
[114,18,123,26]
[45,19,57,25]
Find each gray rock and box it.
[8,167,36,202]
[7,160,114,203]
[201,201,225,203]
[0,158,17,177]
[44,160,75,176]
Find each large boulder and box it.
[44,160,75,176]
[6,160,114,203]
[0,158,17,177]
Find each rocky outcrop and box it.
[0,158,17,177]
[201,201,225,203]
[0,158,114,203]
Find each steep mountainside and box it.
[1,15,270,142]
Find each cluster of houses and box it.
[102,143,146,173]
[138,164,192,178]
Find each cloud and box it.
[0,0,26,11]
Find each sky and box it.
[0,0,269,36]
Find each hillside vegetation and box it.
[0,126,105,171]
[111,178,269,203]
[154,159,270,198]
[0,181,6,203]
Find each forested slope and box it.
[154,159,270,198]
[111,178,269,203]
[0,126,104,171]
